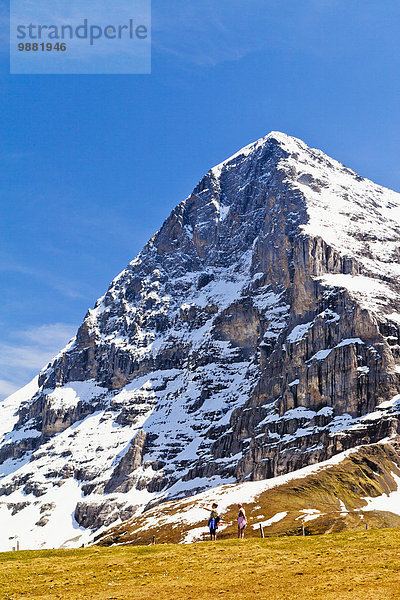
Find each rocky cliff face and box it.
[1,132,400,550]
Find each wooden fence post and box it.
[259,524,264,538]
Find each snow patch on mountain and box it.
[318,274,397,313]
[46,381,108,410]
[362,473,400,517]
[0,377,39,444]
[0,478,91,552]
[253,511,287,529]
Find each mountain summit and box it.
[1,132,400,549]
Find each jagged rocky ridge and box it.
[1,132,400,550]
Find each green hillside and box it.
[97,443,400,546]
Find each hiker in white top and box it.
[237,504,247,539]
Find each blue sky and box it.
[1,0,400,398]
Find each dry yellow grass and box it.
[1,528,400,600]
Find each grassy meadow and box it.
[1,528,400,600]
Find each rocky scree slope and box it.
[1,132,400,549]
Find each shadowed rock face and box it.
[1,132,400,545]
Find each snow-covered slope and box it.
[0,377,39,447]
[1,132,400,551]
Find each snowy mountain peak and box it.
[209,131,339,179]
[205,131,400,315]
[1,133,400,551]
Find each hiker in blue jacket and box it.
[207,503,220,541]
